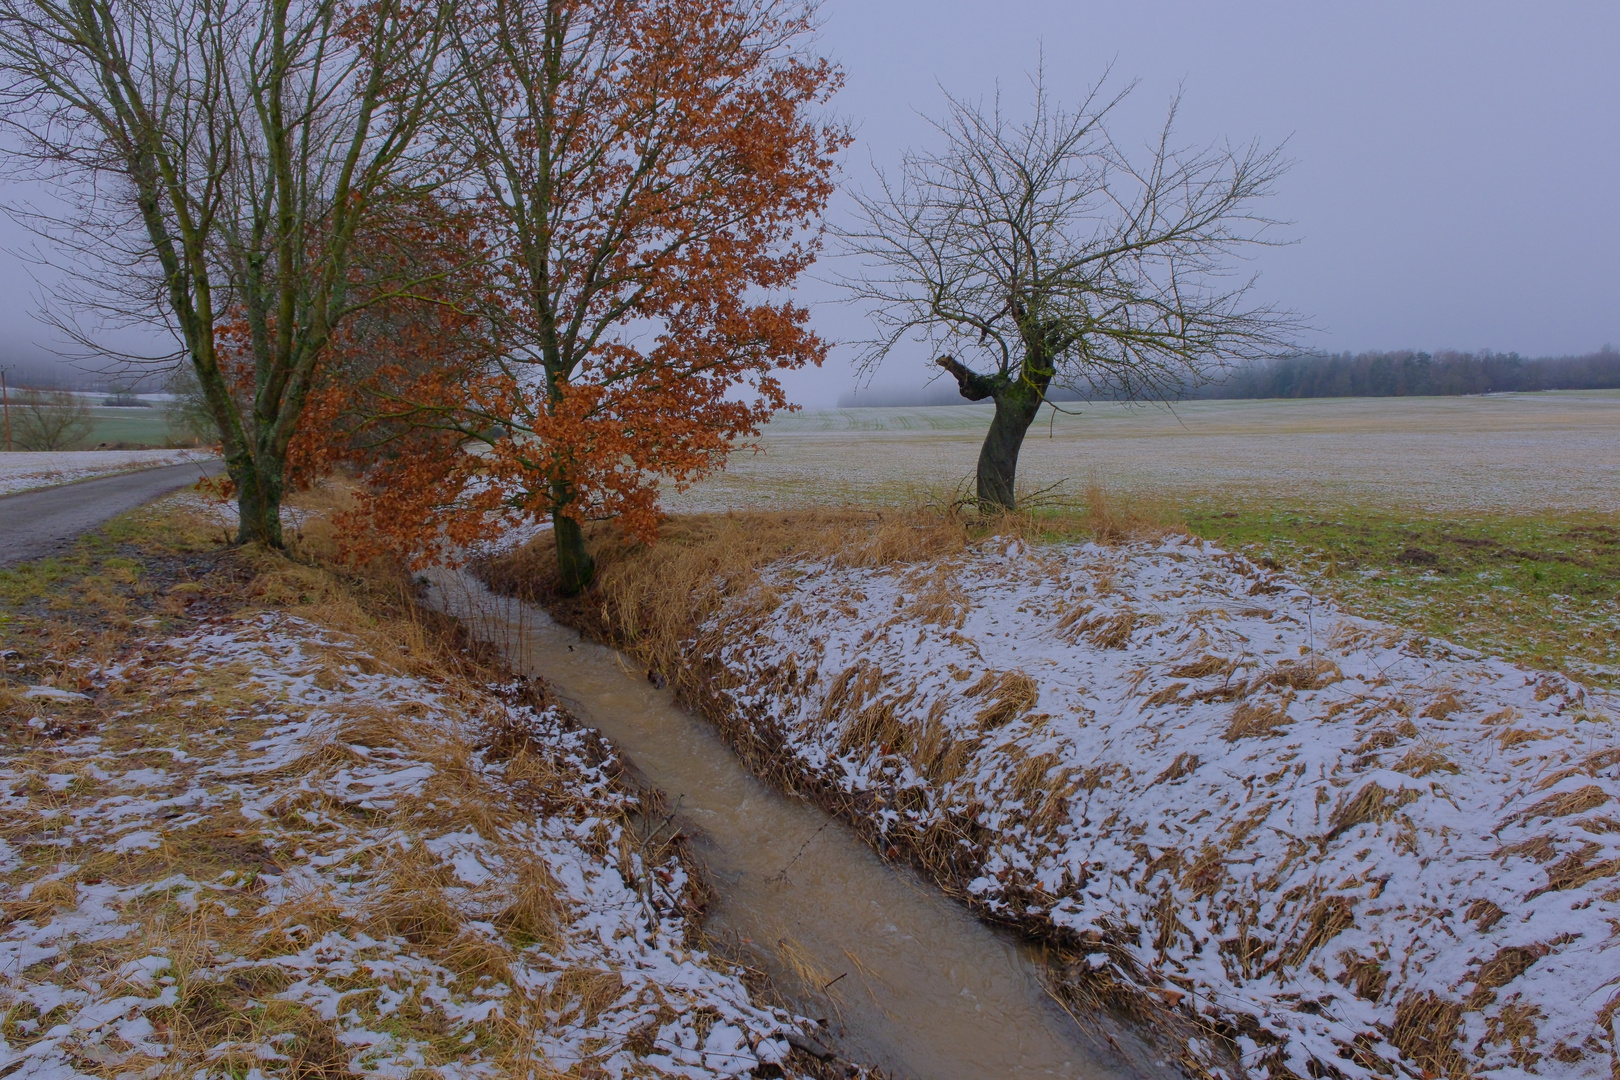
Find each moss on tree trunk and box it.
[231,450,286,548]
[553,511,596,596]
[939,344,1054,513]
[976,381,1046,511]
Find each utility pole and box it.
[0,366,12,452]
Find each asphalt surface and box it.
[0,459,225,568]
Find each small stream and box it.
[427,570,1168,1080]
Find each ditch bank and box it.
[483,512,1620,1080]
[0,498,850,1080]
[428,567,1166,1080]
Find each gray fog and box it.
[2,1,1616,406]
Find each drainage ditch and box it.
[427,570,1171,1080]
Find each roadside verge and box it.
[0,449,214,497]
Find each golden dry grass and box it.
[963,669,1040,731]
[484,508,967,691]
[1326,782,1424,843]
[482,482,1183,694]
[0,489,799,1080]
[1223,696,1296,741]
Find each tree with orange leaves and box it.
[279,196,497,493]
[350,0,846,593]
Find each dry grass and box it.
[1335,950,1390,1003]
[1517,785,1611,823]
[1327,782,1423,842]
[775,935,842,1002]
[1223,695,1296,741]
[963,669,1040,731]
[1264,656,1343,691]
[1394,740,1461,777]
[481,481,1187,693]
[1081,478,1188,545]
[1274,896,1358,971]
[483,509,969,693]
[1068,609,1145,649]
[4,877,77,922]
[0,489,802,1080]
[1167,654,1236,681]
[1391,990,1467,1079]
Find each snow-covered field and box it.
[0,449,212,496]
[1,609,804,1077]
[704,537,1620,1078]
[662,392,1620,515]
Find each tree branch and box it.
[936,354,998,400]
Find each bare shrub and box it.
[11,388,93,450]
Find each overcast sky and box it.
[2,1,1616,405]
[801,0,1620,405]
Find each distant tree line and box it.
[0,356,106,392]
[1198,347,1620,400]
[842,346,1620,408]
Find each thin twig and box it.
[767,818,832,883]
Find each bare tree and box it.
[0,0,453,545]
[12,388,93,449]
[842,73,1299,511]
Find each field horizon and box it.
[671,390,1620,516]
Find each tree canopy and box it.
[0,0,841,576]
[342,0,846,591]
[0,0,454,545]
[841,72,1297,510]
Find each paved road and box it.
[0,459,224,568]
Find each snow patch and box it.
[0,449,212,496]
[706,535,1620,1078]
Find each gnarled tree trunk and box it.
[938,350,1053,512]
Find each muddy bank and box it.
[430,568,1172,1080]
[482,517,1620,1080]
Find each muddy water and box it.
[427,571,1164,1080]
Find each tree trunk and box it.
[553,510,595,596]
[233,452,285,547]
[937,352,1050,513]
[976,381,1044,512]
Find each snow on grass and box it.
[660,394,1620,518]
[1,610,800,1078]
[0,449,213,496]
[705,536,1620,1078]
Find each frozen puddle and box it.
[426,570,1167,1080]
